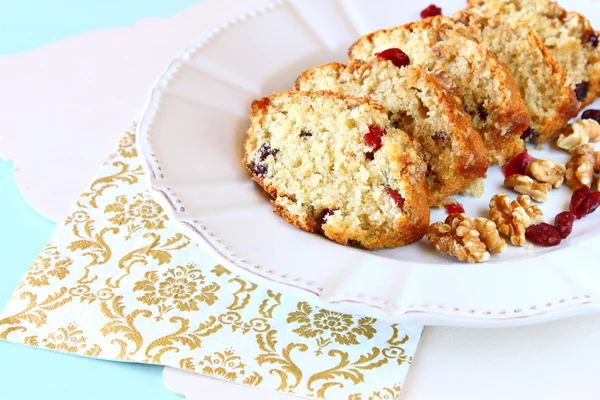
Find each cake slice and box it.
[243,91,430,249]
[349,16,530,165]
[295,59,489,206]
[467,0,600,108]
[453,11,579,143]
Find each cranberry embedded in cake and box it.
[575,82,590,102]
[363,125,387,152]
[375,48,411,69]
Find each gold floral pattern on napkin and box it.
[0,124,421,399]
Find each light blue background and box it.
[0,1,206,398]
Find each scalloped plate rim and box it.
[136,0,600,326]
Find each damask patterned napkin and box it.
[0,124,422,399]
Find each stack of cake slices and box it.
[243,0,600,249]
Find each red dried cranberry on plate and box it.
[420,4,442,18]
[502,149,536,178]
[554,211,576,239]
[525,223,562,247]
[571,186,592,219]
[585,191,600,216]
[445,202,465,214]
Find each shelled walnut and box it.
[504,174,551,202]
[556,119,600,152]
[426,213,506,264]
[489,194,543,246]
[525,159,565,188]
[565,144,595,190]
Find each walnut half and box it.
[565,144,595,190]
[525,159,565,188]
[504,174,551,202]
[556,119,600,152]
[489,194,543,246]
[426,213,506,264]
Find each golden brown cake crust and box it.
[295,59,489,206]
[454,11,579,143]
[467,0,600,109]
[243,90,430,249]
[348,16,530,165]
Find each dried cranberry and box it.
[569,186,600,219]
[571,186,591,219]
[525,223,562,247]
[581,109,600,124]
[521,127,540,142]
[554,211,576,239]
[363,125,387,152]
[348,239,362,247]
[420,4,442,18]
[575,82,589,102]
[259,143,278,161]
[248,162,267,176]
[375,48,411,69]
[478,105,488,121]
[576,196,594,219]
[502,149,537,178]
[589,34,599,48]
[299,131,312,138]
[585,191,600,215]
[386,189,405,210]
[317,208,335,228]
[445,202,465,214]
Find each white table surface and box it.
[2,0,600,398]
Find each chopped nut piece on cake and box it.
[557,119,600,152]
[504,174,551,202]
[525,159,565,188]
[426,213,506,264]
[565,144,596,189]
[489,194,544,246]
[432,68,453,90]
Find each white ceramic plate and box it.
[137,0,600,326]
